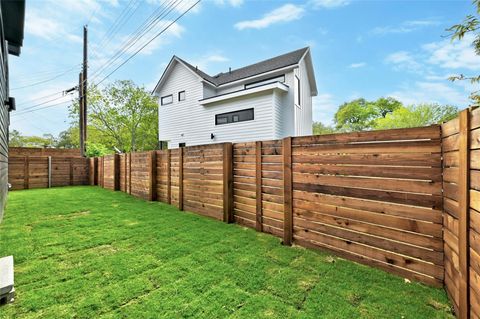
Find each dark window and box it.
[215,108,254,125]
[178,91,185,101]
[179,142,186,147]
[295,76,301,106]
[161,94,173,105]
[245,75,285,89]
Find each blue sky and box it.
[9,0,480,136]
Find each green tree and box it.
[86,143,110,157]
[447,0,480,104]
[312,122,336,135]
[69,80,158,152]
[374,104,459,129]
[334,97,402,131]
[55,127,79,149]
[8,130,24,147]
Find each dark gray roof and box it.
[176,47,309,86]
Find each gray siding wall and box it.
[0,12,9,222]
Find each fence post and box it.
[167,149,171,204]
[101,156,105,188]
[223,143,234,223]
[179,147,184,211]
[283,137,293,246]
[114,154,120,191]
[23,156,29,189]
[255,141,263,231]
[69,158,74,186]
[48,156,52,188]
[458,108,471,319]
[128,153,132,194]
[124,154,127,191]
[150,151,157,201]
[94,158,98,185]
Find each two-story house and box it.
[153,47,317,148]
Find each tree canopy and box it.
[447,0,480,104]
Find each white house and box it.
[152,47,317,148]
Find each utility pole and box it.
[82,25,88,155]
[79,72,84,157]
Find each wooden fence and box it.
[93,125,444,287]
[442,107,480,319]
[9,156,89,190]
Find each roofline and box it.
[300,48,318,96]
[152,56,213,95]
[200,82,289,105]
[215,64,298,88]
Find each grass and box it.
[0,186,453,318]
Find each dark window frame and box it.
[178,90,185,101]
[161,94,173,105]
[295,75,301,106]
[215,108,254,126]
[179,142,186,148]
[244,74,285,90]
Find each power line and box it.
[95,0,200,86]
[12,99,74,117]
[11,64,82,90]
[89,0,180,84]
[13,93,75,115]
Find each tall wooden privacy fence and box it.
[9,156,89,190]
[94,125,444,288]
[442,107,480,319]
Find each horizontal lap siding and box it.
[470,108,480,318]
[183,144,224,220]
[291,125,444,287]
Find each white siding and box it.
[293,58,313,136]
[158,62,277,147]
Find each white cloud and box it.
[372,19,440,35]
[212,0,244,7]
[423,33,480,71]
[119,22,185,56]
[188,53,230,72]
[385,51,422,73]
[312,93,337,124]
[25,11,62,40]
[310,0,350,9]
[349,62,366,68]
[234,4,305,30]
[389,81,469,107]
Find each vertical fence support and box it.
[128,154,132,194]
[255,141,263,231]
[283,137,293,246]
[101,156,105,188]
[124,154,127,191]
[223,143,234,223]
[94,158,98,185]
[23,156,29,189]
[167,149,171,204]
[48,156,52,188]
[114,154,120,191]
[69,158,74,186]
[458,108,471,319]
[150,151,157,201]
[179,147,184,211]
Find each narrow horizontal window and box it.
[245,75,285,90]
[178,91,185,101]
[161,94,173,105]
[215,108,254,125]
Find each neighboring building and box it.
[0,1,25,222]
[153,47,317,148]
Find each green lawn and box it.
[0,186,453,318]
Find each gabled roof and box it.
[178,47,309,86]
[153,47,317,94]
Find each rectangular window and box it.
[161,94,173,105]
[178,91,185,101]
[245,75,285,90]
[179,142,186,148]
[215,108,254,125]
[295,75,301,106]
